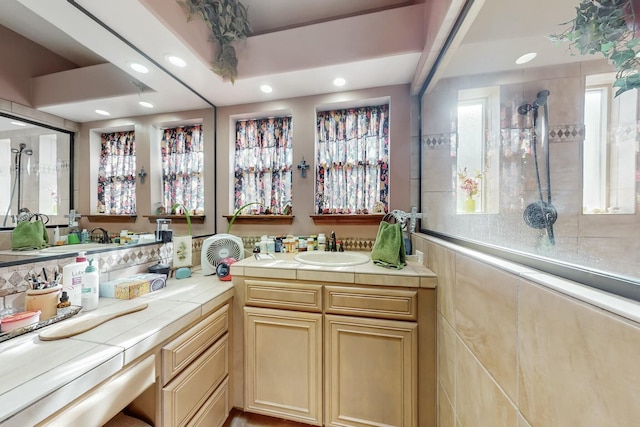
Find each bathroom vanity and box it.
[230,252,437,427]
[0,271,234,427]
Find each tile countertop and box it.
[0,270,233,427]
[231,251,438,288]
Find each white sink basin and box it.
[294,251,370,266]
[40,243,116,254]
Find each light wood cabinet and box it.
[241,279,425,427]
[161,303,231,427]
[244,306,323,425]
[325,315,417,427]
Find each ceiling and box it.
[0,0,426,123]
[0,0,596,125]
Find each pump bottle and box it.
[62,252,88,306]
[81,259,99,311]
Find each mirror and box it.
[0,113,72,229]
[419,0,640,279]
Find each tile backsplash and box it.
[0,237,206,312]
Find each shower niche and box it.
[0,113,72,229]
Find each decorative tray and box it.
[0,306,82,344]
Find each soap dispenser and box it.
[81,259,99,311]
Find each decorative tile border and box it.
[549,124,585,143]
[422,133,452,148]
[240,236,375,252]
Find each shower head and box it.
[24,149,33,155]
[517,89,551,115]
[11,148,19,153]
[534,90,550,107]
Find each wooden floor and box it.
[223,409,312,427]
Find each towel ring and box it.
[382,210,408,230]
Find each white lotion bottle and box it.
[62,251,88,306]
[81,258,99,311]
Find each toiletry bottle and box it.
[80,229,88,244]
[62,252,88,306]
[318,233,326,251]
[53,226,60,245]
[81,259,99,311]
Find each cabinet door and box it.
[244,307,323,426]
[325,314,417,427]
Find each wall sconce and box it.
[138,166,147,184]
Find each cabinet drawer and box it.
[325,286,417,321]
[246,280,322,312]
[186,377,229,427]
[162,304,229,383]
[162,333,229,427]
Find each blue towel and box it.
[371,221,406,269]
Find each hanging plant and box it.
[549,0,640,96]
[177,0,251,83]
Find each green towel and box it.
[371,221,406,269]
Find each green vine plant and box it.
[227,202,262,233]
[177,0,251,83]
[549,0,640,96]
[171,203,192,236]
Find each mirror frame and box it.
[0,112,74,230]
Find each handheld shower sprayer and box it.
[3,143,34,227]
[518,90,557,245]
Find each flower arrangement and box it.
[457,168,483,199]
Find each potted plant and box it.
[177,0,251,83]
[457,167,483,213]
[550,0,640,96]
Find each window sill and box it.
[86,215,137,223]
[143,215,206,224]
[223,215,294,225]
[310,214,384,225]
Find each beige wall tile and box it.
[438,314,456,404]
[429,242,456,326]
[518,280,640,427]
[456,336,517,427]
[438,381,455,427]
[517,413,532,427]
[455,255,518,400]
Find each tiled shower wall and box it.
[413,233,640,427]
[0,237,206,312]
[420,60,640,277]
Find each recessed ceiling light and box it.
[129,62,149,73]
[139,101,154,108]
[95,109,110,116]
[166,55,186,67]
[10,121,26,127]
[515,52,537,65]
[260,85,273,93]
[333,77,346,87]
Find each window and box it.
[315,104,389,214]
[456,87,499,214]
[160,125,204,214]
[583,74,637,214]
[234,117,293,214]
[97,131,136,214]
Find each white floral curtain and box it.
[316,104,389,214]
[234,117,293,214]
[161,125,204,214]
[98,131,136,214]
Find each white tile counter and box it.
[231,251,437,288]
[0,270,233,426]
